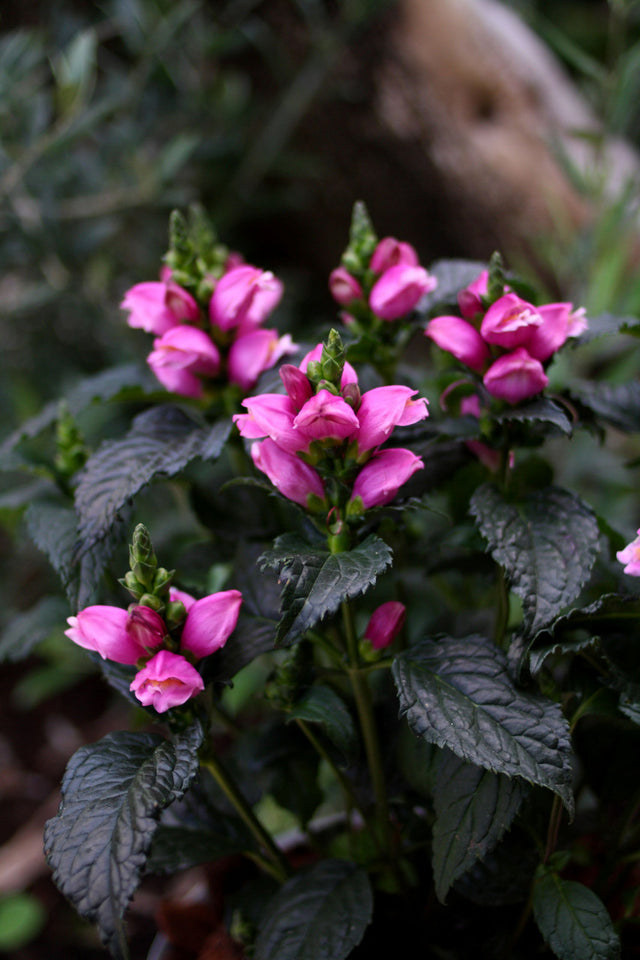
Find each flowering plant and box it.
[3,202,640,960]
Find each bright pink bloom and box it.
[617,530,640,576]
[147,326,220,397]
[130,650,204,713]
[233,393,304,454]
[209,266,283,333]
[299,345,358,388]
[280,364,314,410]
[480,293,543,350]
[180,589,242,659]
[126,605,167,652]
[425,315,490,373]
[293,390,360,442]
[458,270,489,320]
[121,281,200,335]
[329,267,363,306]
[369,265,437,320]
[370,237,419,273]
[351,448,423,508]
[525,303,588,361]
[483,348,548,404]
[364,601,406,649]
[65,605,152,665]
[228,329,297,391]
[169,587,196,611]
[356,386,428,454]
[251,438,325,508]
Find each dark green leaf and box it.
[254,860,372,960]
[570,381,640,433]
[419,259,487,313]
[495,398,573,435]
[260,534,392,646]
[392,636,574,812]
[0,596,69,662]
[289,685,357,760]
[470,484,600,635]
[532,871,621,960]
[432,749,527,903]
[529,635,600,676]
[44,723,203,959]
[146,815,252,875]
[74,407,230,551]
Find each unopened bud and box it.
[153,567,174,595]
[165,600,187,629]
[129,524,157,589]
[306,360,322,386]
[121,571,145,599]
[342,382,361,410]
[138,593,164,612]
[320,329,345,384]
[486,251,506,305]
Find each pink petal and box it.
[130,650,204,712]
[180,589,243,658]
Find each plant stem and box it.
[200,750,290,883]
[543,795,564,864]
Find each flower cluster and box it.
[329,235,437,324]
[233,331,428,522]
[425,270,587,405]
[122,261,295,398]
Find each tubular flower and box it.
[147,326,221,398]
[209,265,283,333]
[480,293,543,350]
[121,280,200,335]
[293,390,360,443]
[329,267,363,306]
[364,601,406,650]
[130,650,204,713]
[251,439,325,509]
[370,237,420,273]
[351,448,424,508]
[525,303,589,362]
[233,393,304,454]
[425,315,490,373]
[65,606,148,665]
[228,329,297,391]
[369,264,437,320]
[356,386,429,454]
[483,348,548,404]
[617,530,640,576]
[458,270,489,320]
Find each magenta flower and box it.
[64,605,164,665]
[480,293,543,350]
[483,348,548,404]
[369,237,419,273]
[147,326,221,397]
[130,650,204,713]
[180,589,243,659]
[356,386,428,454]
[329,267,363,306]
[280,364,314,410]
[293,390,360,443]
[228,329,297,391]
[363,601,406,649]
[369,264,437,320]
[251,439,325,508]
[351,448,424,508]
[169,587,196,611]
[458,270,489,320]
[525,303,588,362]
[121,281,200,335]
[617,530,640,576]
[234,393,304,454]
[425,315,490,373]
[209,265,283,334]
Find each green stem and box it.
[543,796,564,864]
[200,750,290,883]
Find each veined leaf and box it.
[494,398,573,435]
[570,381,640,433]
[532,870,621,960]
[289,685,357,761]
[0,595,69,662]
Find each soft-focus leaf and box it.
[44,723,203,959]
[392,636,574,812]
[495,398,573,435]
[418,259,487,313]
[260,534,392,646]
[0,595,69,662]
[289,685,357,760]
[532,870,621,960]
[432,749,527,903]
[470,484,599,636]
[570,381,640,433]
[254,860,372,960]
[74,407,230,552]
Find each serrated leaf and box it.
[74,407,230,552]
[254,860,372,960]
[495,398,573,435]
[0,596,70,662]
[392,636,574,812]
[529,634,600,676]
[533,871,621,960]
[260,534,392,646]
[432,749,526,903]
[44,723,203,959]
[570,381,640,433]
[146,815,252,874]
[470,484,599,636]
[289,685,357,760]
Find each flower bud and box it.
[342,382,361,410]
[320,329,346,385]
[363,601,406,649]
[153,567,174,595]
[129,524,157,589]
[425,315,490,373]
[369,237,419,273]
[329,267,363,306]
[483,348,548,404]
[369,265,437,320]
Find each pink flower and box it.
[234,393,304,454]
[356,386,428,454]
[130,650,204,713]
[280,364,314,410]
[126,605,167,652]
[180,589,243,659]
[617,530,640,576]
[147,326,221,397]
[329,267,363,306]
[370,237,419,273]
[169,587,196,611]
[121,281,200,335]
[293,390,360,443]
[369,264,437,320]
[228,329,297,391]
[65,605,163,665]
[483,348,548,404]
[251,438,325,508]
[364,601,406,649]
[209,266,283,334]
[425,315,490,373]
[525,303,588,362]
[480,293,543,350]
[458,270,489,320]
[351,447,423,508]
